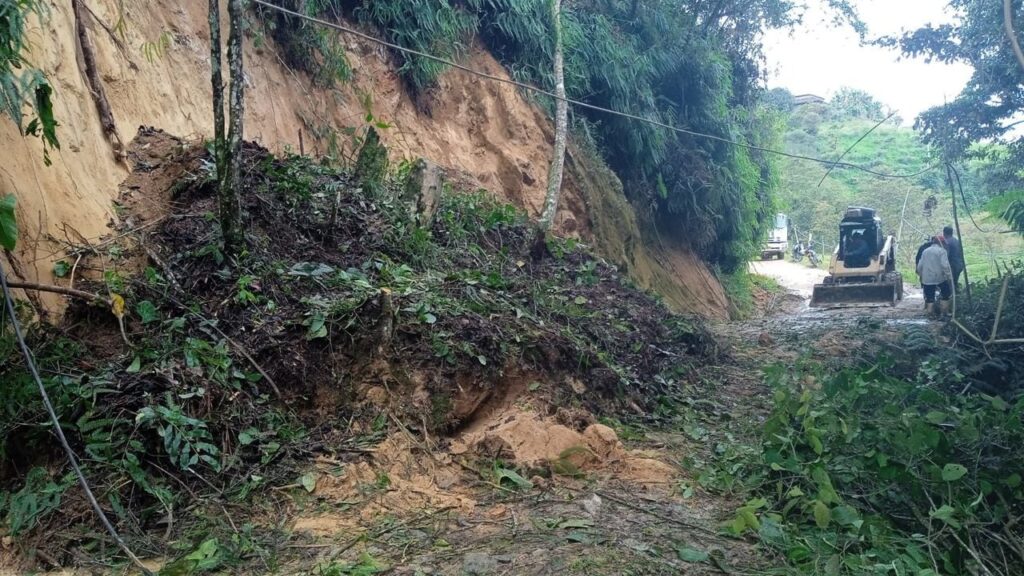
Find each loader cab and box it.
[837,207,882,269]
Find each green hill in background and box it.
[773,91,1022,284]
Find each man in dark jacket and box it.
[915,237,931,268]
[943,226,965,291]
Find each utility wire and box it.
[817,111,897,187]
[0,262,154,576]
[251,0,940,181]
[949,163,998,234]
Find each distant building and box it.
[793,94,825,106]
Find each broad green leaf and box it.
[807,431,824,455]
[676,546,709,563]
[136,300,159,324]
[930,504,960,528]
[0,194,16,251]
[238,428,258,446]
[125,357,141,374]
[831,505,861,528]
[745,497,768,510]
[53,260,70,277]
[565,530,591,543]
[494,466,532,490]
[737,507,760,530]
[941,463,968,482]
[300,472,317,493]
[556,518,592,529]
[813,500,831,529]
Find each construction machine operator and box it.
[917,236,953,316]
[844,232,871,268]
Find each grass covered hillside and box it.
[773,92,1023,284]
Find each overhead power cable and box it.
[251,0,939,181]
[948,163,998,234]
[0,262,155,576]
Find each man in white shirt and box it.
[916,236,953,316]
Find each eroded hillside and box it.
[1,0,727,318]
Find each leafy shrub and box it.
[741,361,1024,575]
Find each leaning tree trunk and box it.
[220,0,245,257]
[73,0,125,161]
[539,0,568,231]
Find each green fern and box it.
[356,0,477,93]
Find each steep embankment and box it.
[1,0,728,318]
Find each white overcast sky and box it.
[763,0,973,123]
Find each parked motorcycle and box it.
[792,243,821,268]
[807,247,821,268]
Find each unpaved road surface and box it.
[750,257,828,299]
[751,257,924,316]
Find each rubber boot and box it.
[938,300,951,317]
[924,302,936,316]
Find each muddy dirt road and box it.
[751,257,924,317]
[750,258,828,299]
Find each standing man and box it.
[917,236,953,316]
[943,226,965,291]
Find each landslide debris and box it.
[0,128,717,571]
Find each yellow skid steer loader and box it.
[810,207,904,307]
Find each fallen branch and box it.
[332,505,457,557]
[375,287,394,356]
[950,276,1024,354]
[6,281,111,306]
[201,320,283,399]
[72,0,127,162]
[79,0,137,69]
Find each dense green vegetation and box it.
[696,268,1024,575]
[770,89,1023,283]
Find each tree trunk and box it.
[221,0,245,256]
[539,0,568,231]
[209,0,225,163]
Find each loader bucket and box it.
[810,281,899,308]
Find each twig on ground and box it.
[68,254,83,291]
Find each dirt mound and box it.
[452,407,676,486]
[0,129,714,569]
[110,129,716,422]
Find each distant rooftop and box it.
[793,94,826,105]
